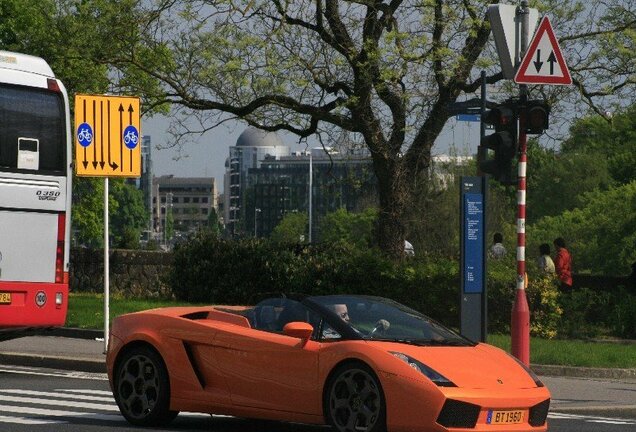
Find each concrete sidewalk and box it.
[0,332,106,373]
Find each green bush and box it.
[170,231,461,326]
[170,232,629,339]
[610,288,636,339]
[558,288,613,338]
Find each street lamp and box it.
[308,150,312,243]
[163,192,173,247]
[254,207,261,238]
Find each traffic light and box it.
[525,100,550,134]
[478,104,517,184]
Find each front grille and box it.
[436,399,480,428]
[529,399,550,426]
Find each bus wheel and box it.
[113,345,178,426]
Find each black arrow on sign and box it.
[119,104,124,172]
[533,49,543,73]
[92,100,98,169]
[129,104,135,170]
[108,101,119,170]
[82,99,88,169]
[99,101,105,169]
[547,51,557,75]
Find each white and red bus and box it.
[0,51,72,338]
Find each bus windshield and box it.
[0,84,66,173]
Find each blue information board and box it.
[463,193,484,293]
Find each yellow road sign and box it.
[74,94,141,177]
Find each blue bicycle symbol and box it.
[123,126,139,150]
[77,123,93,147]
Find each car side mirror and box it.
[283,322,313,341]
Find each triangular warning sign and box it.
[515,16,572,85]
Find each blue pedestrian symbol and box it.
[77,123,93,147]
[123,125,139,150]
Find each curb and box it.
[0,352,106,374]
[41,327,104,340]
[532,364,636,380]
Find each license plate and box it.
[0,292,11,304]
[487,410,524,425]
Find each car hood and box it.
[373,341,539,389]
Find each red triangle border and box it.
[515,16,572,85]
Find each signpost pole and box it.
[511,0,531,366]
[103,178,110,354]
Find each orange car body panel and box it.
[106,306,550,431]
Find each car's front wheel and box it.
[325,363,386,432]
[113,345,178,426]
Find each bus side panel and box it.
[0,210,58,282]
[0,281,67,328]
[0,172,67,212]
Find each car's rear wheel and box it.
[113,345,178,426]
[325,363,386,432]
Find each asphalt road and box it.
[0,365,635,432]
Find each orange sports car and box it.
[106,294,550,431]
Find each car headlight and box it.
[507,353,544,387]
[390,352,456,387]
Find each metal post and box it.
[308,150,313,243]
[512,0,531,366]
[103,178,109,354]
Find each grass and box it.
[66,292,201,329]
[67,293,636,369]
[487,334,636,369]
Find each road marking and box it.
[0,394,119,411]
[0,365,108,380]
[549,412,636,425]
[0,404,122,422]
[56,388,113,396]
[0,388,213,426]
[2,389,114,403]
[0,415,64,425]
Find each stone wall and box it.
[70,248,174,298]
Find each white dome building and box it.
[224,128,290,234]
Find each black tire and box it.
[325,363,387,432]
[113,345,178,426]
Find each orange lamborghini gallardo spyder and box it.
[106,294,550,431]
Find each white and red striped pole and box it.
[511,109,530,366]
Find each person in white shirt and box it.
[489,232,506,259]
[537,243,556,273]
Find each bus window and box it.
[0,84,66,173]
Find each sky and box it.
[143,114,482,191]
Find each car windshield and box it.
[308,295,473,346]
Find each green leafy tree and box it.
[72,179,147,248]
[530,181,636,275]
[270,212,308,244]
[563,105,636,186]
[72,178,105,247]
[526,143,613,223]
[320,208,378,249]
[110,180,148,248]
[206,208,223,236]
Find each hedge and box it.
[170,232,572,336]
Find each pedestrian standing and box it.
[553,237,573,291]
[537,243,555,274]
[489,232,506,259]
